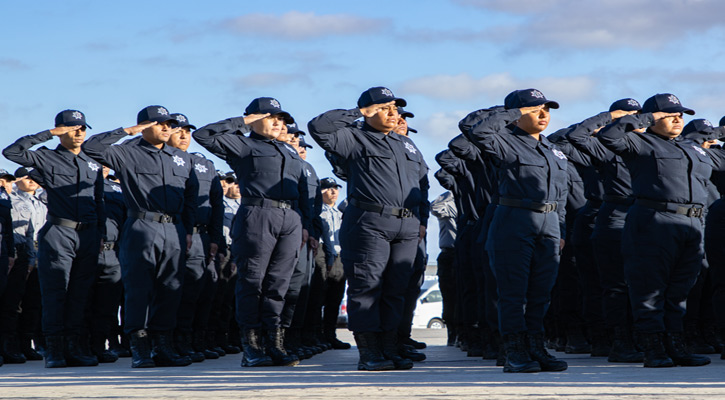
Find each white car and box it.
[412,281,445,329]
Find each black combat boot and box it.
[400,343,426,362]
[527,332,568,371]
[354,332,394,371]
[502,332,540,373]
[608,326,643,363]
[466,326,483,357]
[564,326,591,354]
[129,329,155,368]
[108,334,131,358]
[175,332,204,363]
[217,331,241,354]
[324,329,351,350]
[684,326,715,354]
[91,335,119,363]
[20,334,43,361]
[640,332,674,368]
[65,335,98,367]
[44,336,66,368]
[1,334,27,364]
[192,330,218,359]
[265,327,299,366]
[206,330,226,356]
[150,332,191,367]
[241,328,273,367]
[380,331,413,370]
[446,325,457,347]
[664,331,711,367]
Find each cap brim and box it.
[661,106,695,116]
[544,100,560,109]
[408,127,418,133]
[1,174,16,181]
[401,111,414,118]
[365,97,407,108]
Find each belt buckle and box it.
[281,202,291,209]
[543,203,555,213]
[401,208,413,218]
[687,208,702,218]
[160,214,173,223]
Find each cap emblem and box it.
[157,107,169,116]
[530,90,544,99]
[627,99,640,107]
[175,115,187,123]
[270,99,281,109]
[668,95,680,105]
[381,88,393,97]
[71,111,83,120]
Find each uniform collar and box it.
[361,122,394,139]
[249,131,273,142]
[510,127,541,148]
[54,143,82,161]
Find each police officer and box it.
[193,97,311,368]
[3,110,104,368]
[0,169,15,365]
[308,87,429,371]
[1,168,45,363]
[82,105,198,368]
[430,186,458,347]
[167,113,224,362]
[598,93,714,367]
[87,166,125,363]
[565,99,644,362]
[467,89,569,373]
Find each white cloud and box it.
[400,73,597,103]
[417,111,469,140]
[222,11,389,40]
[451,0,725,49]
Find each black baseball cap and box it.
[641,93,694,116]
[14,167,33,178]
[0,169,16,181]
[609,98,642,112]
[244,97,294,124]
[357,87,407,108]
[137,105,176,124]
[55,109,92,129]
[398,107,414,118]
[287,122,306,136]
[719,116,725,127]
[225,172,237,183]
[320,177,342,189]
[299,137,313,149]
[504,89,559,110]
[170,113,197,130]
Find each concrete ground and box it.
[2,329,725,399]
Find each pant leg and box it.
[177,232,206,333]
[594,239,630,328]
[524,235,560,334]
[90,249,123,338]
[322,255,346,333]
[280,243,308,328]
[0,248,30,335]
[436,248,457,329]
[37,224,76,336]
[147,222,187,332]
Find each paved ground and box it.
[2,329,725,399]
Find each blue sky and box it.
[3,0,725,259]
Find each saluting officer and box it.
[83,106,198,369]
[3,110,104,368]
[167,113,224,362]
[193,97,311,368]
[598,93,716,368]
[468,89,569,373]
[308,87,429,371]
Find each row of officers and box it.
[431,90,725,372]
[0,86,430,372]
[3,85,722,373]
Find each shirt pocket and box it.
[653,149,684,178]
[51,165,77,186]
[515,153,546,180]
[250,147,278,175]
[361,147,392,173]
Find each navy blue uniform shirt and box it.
[191,117,312,232]
[598,113,717,206]
[308,109,430,227]
[190,153,224,246]
[302,160,323,240]
[3,130,104,227]
[82,128,198,234]
[102,179,126,243]
[468,109,568,234]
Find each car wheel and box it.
[427,318,445,329]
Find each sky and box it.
[3,0,725,261]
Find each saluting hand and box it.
[50,125,83,136]
[652,112,681,121]
[360,101,396,118]
[123,121,157,135]
[243,113,270,125]
[518,105,543,115]
[610,110,638,120]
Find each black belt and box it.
[602,194,635,205]
[498,197,558,213]
[241,197,295,210]
[193,225,208,234]
[129,211,178,223]
[349,198,414,218]
[103,241,116,251]
[48,216,95,231]
[635,199,704,218]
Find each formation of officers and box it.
[0,85,723,374]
